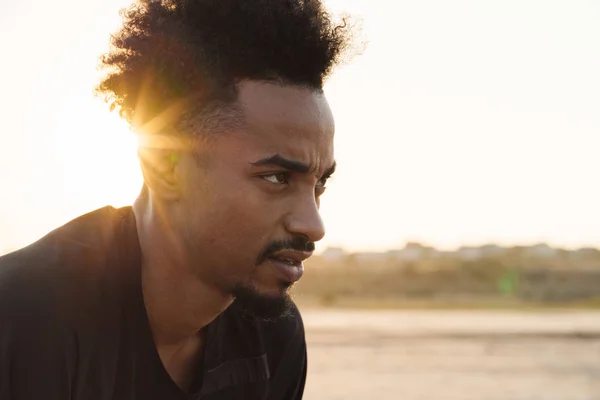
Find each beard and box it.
[231,283,295,322]
[229,235,313,321]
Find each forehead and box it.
[233,81,335,169]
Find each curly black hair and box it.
[96,0,353,136]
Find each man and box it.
[0,0,353,399]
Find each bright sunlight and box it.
[1,0,600,254]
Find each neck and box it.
[133,190,233,346]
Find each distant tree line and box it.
[295,249,600,308]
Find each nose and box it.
[284,194,326,243]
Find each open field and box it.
[302,309,600,400]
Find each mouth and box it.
[267,250,313,265]
[267,256,301,266]
[265,250,312,283]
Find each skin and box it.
[133,80,336,390]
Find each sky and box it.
[1,0,599,254]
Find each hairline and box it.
[179,78,324,136]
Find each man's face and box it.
[172,81,335,318]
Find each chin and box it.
[231,283,294,321]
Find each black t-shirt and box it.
[0,207,307,399]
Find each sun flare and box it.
[54,98,143,211]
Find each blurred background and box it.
[1,0,599,398]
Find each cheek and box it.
[221,185,273,234]
[198,180,277,248]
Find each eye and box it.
[262,172,289,185]
[316,176,329,189]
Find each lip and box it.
[268,250,313,264]
[264,250,312,283]
[267,258,305,283]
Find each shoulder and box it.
[222,300,306,358]
[259,302,305,344]
[0,206,132,327]
[226,300,305,346]
[253,302,307,372]
[0,206,125,269]
[257,303,307,399]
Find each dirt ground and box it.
[302,309,600,400]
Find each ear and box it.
[138,147,181,201]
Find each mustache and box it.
[256,236,315,265]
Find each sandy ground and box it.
[302,309,600,400]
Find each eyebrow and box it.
[250,154,336,178]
